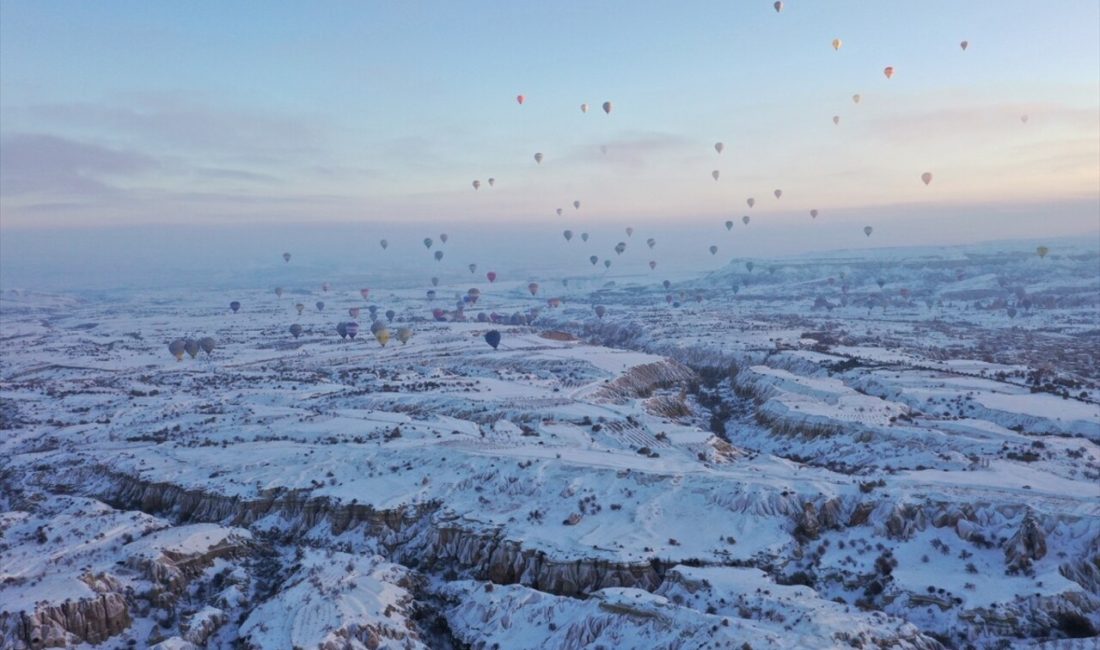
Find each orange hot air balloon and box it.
[516,94,525,105]
[883,66,895,79]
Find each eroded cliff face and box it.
[3,589,130,650]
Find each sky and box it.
[0,1,1098,286]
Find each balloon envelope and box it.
[883,66,895,79]
[725,220,733,231]
[290,324,302,339]
[864,226,873,237]
[486,271,497,283]
[168,339,186,361]
[230,301,240,313]
[534,152,543,164]
[516,94,525,105]
[832,38,842,50]
[714,142,724,154]
[602,101,612,114]
[484,330,502,349]
[199,337,216,354]
[709,245,718,255]
[921,172,933,186]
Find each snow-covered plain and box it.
[2,242,1098,649]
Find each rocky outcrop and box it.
[1004,508,1048,571]
[593,359,696,402]
[2,586,130,649]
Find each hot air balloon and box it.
[581,233,589,242]
[199,337,216,355]
[774,189,782,199]
[573,200,581,210]
[602,101,612,114]
[715,142,725,154]
[373,327,389,346]
[876,278,886,289]
[563,230,573,241]
[290,324,303,339]
[649,261,657,270]
[528,282,539,296]
[484,330,501,349]
[168,339,186,361]
[853,94,861,104]
[604,260,612,269]
[725,220,734,231]
[745,261,755,273]
[472,180,481,190]
[555,208,564,217]
[1020,115,1029,124]
[397,327,413,344]
[321,282,330,293]
[960,40,969,51]
[773,1,783,12]
[626,227,634,237]
[646,237,656,249]
[742,215,751,225]
[810,209,818,219]
[346,321,360,339]
[440,233,448,244]
[1036,246,1049,259]
[386,309,396,321]
[516,94,525,105]
[380,239,388,250]
[275,287,284,298]
[594,305,606,318]
[833,115,841,125]
[423,237,433,249]
[434,250,444,262]
[431,276,439,287]
[349,307,360,319]
[283,252,291,263]
[709,245,718,255]
[316,301,325,312]
[468,263,477,273]
[614,242,626,255]
[883,66,895,79]
[712,170,720,181]
[864,226,873,237]
[662,280,671,290]
[184,339,200,359]
[534,152,544,164]
[427,290,437,300]
[336,322,348,339]
[921,172,933,186]
[747,198,755,208]
[230,301,241,313]
[486,271,497,283]
[295,303,305,315]
[589,255,599,266]
[580,103,589,113]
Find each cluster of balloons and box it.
[168,337,216,361]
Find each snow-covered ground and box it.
[2,242,1098,648]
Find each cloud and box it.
[0,133,157,198]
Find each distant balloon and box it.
[742,215,751,225]
[810,209,819,219]
[373,327,389,347]
[773,1,783,12]
[397,327,413,344]
[646,237,656,249]
[603,259,612,269]
[199,337,216,355]
[573,200,581,210]
[347,307,359,320]
[345,321,360,339]
[852,94,861,104]
[556,208,563,216]
[431,276,439,286]
[883,66,895,79]
[472,180,481,190]
[423,237,433,249]
[321,282,330,293]
[921,172,933,186]
[385,309,395,322]
[580,103,589,113]
[594,305,606,318]
[581,233,589,242]
[488,178,495,187]
[1020,115,1029,124]
[275,287,284,298]
[380,239,388,250]
[484,330,501,349]
[712,170,720,182]
[486,271,497,283]
[832,38,842,51]
[516,94,525,105]
[427,290,437,300]
[960,40,969,51]
[626,227,634,237]
[876,278,886,289]
[773,189,782,199]
[709,245,718,256]
[295,303,304,315]
[528,282,539,296]
[184,339,200,359]
[614,242,626,255]
[747,198,755,208]
[833,115,840,125]
[168,339,186,361]
[440,233,449,244]
[649,261,657,270]
[864,226,873,237]
[315,301,325,312]
[469,263,477,273]
[745,261,755,273]
[289,324,303,339]
[534,152,544,164]
[714,142,725,154]
[563,230,573,241]
[662,279,671,290]
[602,101,612,114]
[336,322,348,339]
[434,250,444,262]
[282,252,291,263]
[1036,246,1049,259]
[590,255,599,266]
[725,220,733,231]
[229,301,241,313]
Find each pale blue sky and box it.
[1,0,1098,240]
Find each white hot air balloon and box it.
[580,103,589,113]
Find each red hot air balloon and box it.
[516,94,525,105]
